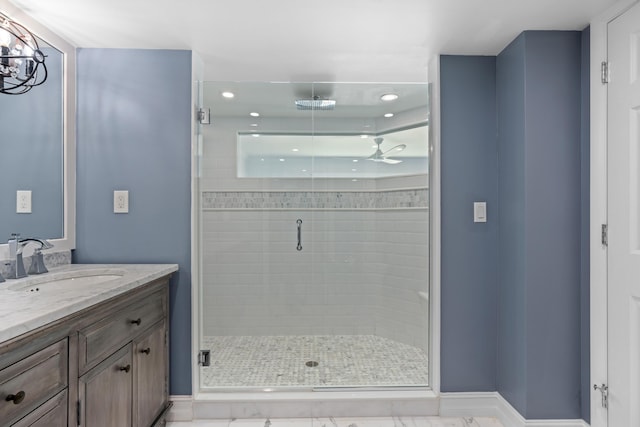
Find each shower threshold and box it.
[188,388,439,419]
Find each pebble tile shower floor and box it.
[201,335,429,388]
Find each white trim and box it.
[167,395,194,422]
[428,55,442,395]
[589,2,640,427]
[191,53,205,402]
[441,393,590,427]
[0,0,76,258]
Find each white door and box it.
[607,2,640,425]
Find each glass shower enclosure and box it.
[196,81,430,391]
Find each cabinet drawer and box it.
[78,292,165,374]
[12,389,67,427]
[0,339,68,425]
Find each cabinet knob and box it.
[130,318,142,326]
[119,364,131,373]
[6,391,26,404]
[141,347,151,355]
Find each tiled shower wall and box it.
[200,189,429,351]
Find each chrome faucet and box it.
[7,234,54,279]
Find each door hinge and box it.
[594,383,608,409]
[601,61,609,84]
[77,400,81,425]
[197,107,211,125]
[198,349,211,366]
[602,224,608,246]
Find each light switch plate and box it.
[474,201,487,223]
[114,190,129,213]
[17,190,32,213]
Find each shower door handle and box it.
[297,219,303,251]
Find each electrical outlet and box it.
[16,190,32,213]
[114,190,129,213]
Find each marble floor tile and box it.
[167,417,503,427]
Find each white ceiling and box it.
[6,0,618,82]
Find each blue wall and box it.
[495,35,528,412]
[521,31,581,419]
[441,30,588,420]
[74,48,193,395]
[440,56,498,391]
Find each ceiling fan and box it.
[366,137,406,164]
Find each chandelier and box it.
[0,12,47,95]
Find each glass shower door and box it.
[307,82,430,388]
[197,81,430,391]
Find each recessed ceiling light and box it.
[353,159,359,163]
[360,135,368,139]
[292,148,299,152]
[260,158,265,162]
[222,91,234,98]
[380,93,399,102]
[250,123,258,127]
[384,113,394,118]
[279,158,285,162]
[352,169,357,172]
[250,112,260,117]
[352,179,358,182]
[252,134,260,137]
[302,169,307,172]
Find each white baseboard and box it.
[440,392,590,427]
[167,395,193,421]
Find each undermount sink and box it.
[6,268,126,293]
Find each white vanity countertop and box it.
[0,263,178,343]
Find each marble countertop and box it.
[0,263,178,343]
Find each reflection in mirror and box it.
[0,11,48,95]
[0,37,63,240]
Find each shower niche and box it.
[196,82,430,391]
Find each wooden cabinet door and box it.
[79,344,132,427]
[134,321,167,427]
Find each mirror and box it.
[0,40,64,239]
[0,3,76,257]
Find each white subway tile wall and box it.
[201,194,429,352]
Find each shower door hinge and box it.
[594,383,608,409]
[602,224,608,246]
[197,107,211,125]
[601,61,609,84]
[198,350,211,366]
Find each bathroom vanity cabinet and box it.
[0,269,173,427]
